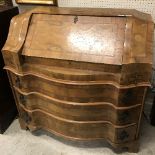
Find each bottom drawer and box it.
[19,105,137,144]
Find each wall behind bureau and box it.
[12,0,155,85]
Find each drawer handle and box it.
[15,77,21,87]
[118,130,129,141]
[19,94,26,105]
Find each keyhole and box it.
[74,16,78,24]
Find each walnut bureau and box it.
[2,7,154,152]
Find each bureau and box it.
[2,7,154,152]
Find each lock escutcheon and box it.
[74,16,78,24]
[118,130,129,141]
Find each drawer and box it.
[14,87,141,125]
[5,62,121,84]
[5,58,152,86]
[9,71,146,107]
[19,105,137,143]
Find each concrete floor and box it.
[0,117,154,155]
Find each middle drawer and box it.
[14,87,141,126]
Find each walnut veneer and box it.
[2,7,154,152]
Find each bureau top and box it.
[2,7,154,65]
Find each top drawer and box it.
[9,71,147,107]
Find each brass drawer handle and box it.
[118,130,129,141]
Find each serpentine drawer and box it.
[9,71,146,107]
[14,86,141,126]
[19,104,137,144]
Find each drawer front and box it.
[14,88,141,125]
[19,105,137,143]
[10,72,146,107]
[5,59,152,86]
[4,55,152,87]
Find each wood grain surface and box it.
[19,104,137,143]
[14,86,141,126]
[9,71,146,107]
[2,7,154,152]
